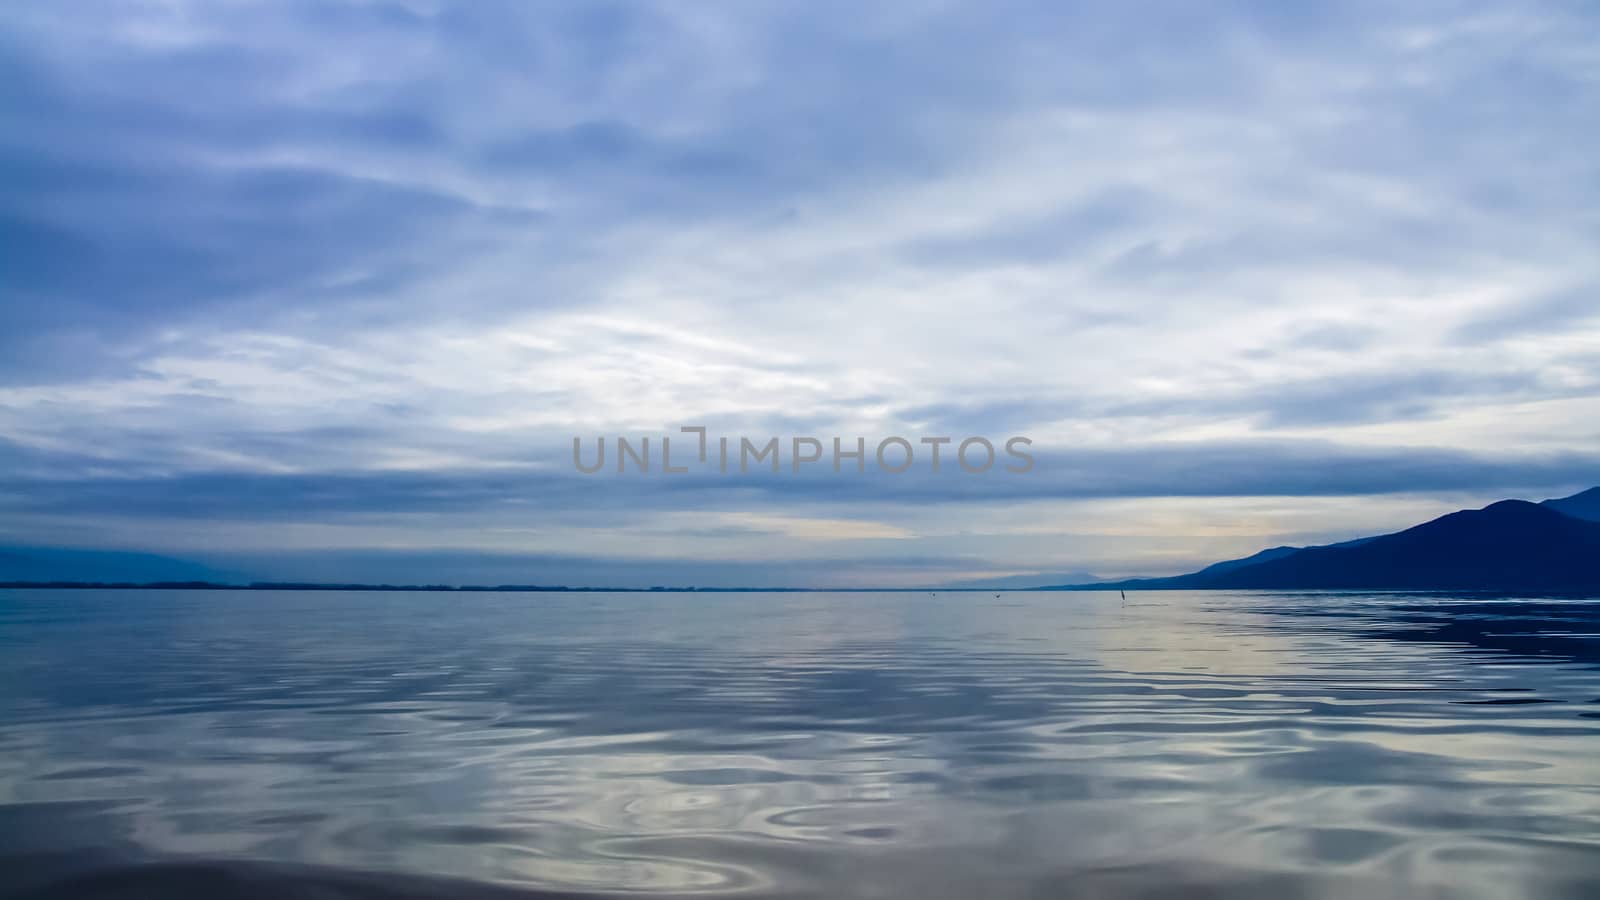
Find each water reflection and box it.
[1,589,1598,898]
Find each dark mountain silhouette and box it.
[1187,536,1377,579]
[1048,488,1600,592]
[1191,545,1300,576]
[940,571,1102,590]
[1199,500,1600,590]
[1047,537,1377,591]
[1543,486,1600,522]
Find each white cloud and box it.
[1,0,1597,583]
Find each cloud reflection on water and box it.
[1,589,1598,898]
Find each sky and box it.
[1,1,1598,587]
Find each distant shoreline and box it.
[0,581,1046,593]
[4,582,1591,595]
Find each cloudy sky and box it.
[2,1,1597,586]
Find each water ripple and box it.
[2,588,1598,898]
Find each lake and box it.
[2,588,1598,899]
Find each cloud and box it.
[1108,369,1558,428]
[0,0,1598,583]
[1453,283,1600,343]
[5,439,1595,521]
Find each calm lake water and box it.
[2,589,1598,899]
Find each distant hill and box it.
[1046,488,1600,592]
[0,547,233,584]
[1543,486,1600,522]
[1189,545,1300,576]
[941,571,1102,590]
[1194,500,1600,590]
[1041,541,1367,591]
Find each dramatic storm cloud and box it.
[1,1,1597,585]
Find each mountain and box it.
[1046,493,1600,592]
[0,547,233,584]
[1188,545,1300,578]
[1543,486,1600,522]
[1194,500,1600,590]
[941,571,1102,590]
[1186,535,1380,581]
